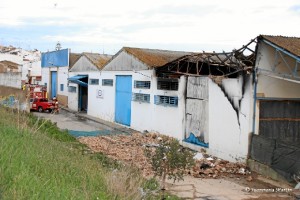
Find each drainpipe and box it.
[252,68,258,134]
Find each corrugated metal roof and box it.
[261,35,300,57]
[123,47,192,68]
[83,53,112,70]
[69,53,81,68]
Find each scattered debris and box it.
[78,132,251,179]
[193,152,204,160]
[78,132,159,176]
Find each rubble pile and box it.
[78,132,161,176]
[190,154,251,179]
[78,132,251,179]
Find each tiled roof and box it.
[0,60,19,73]
[69,53,81,68]
[123,47,192,68]
[83,53,112,70]
[261,35,300,57]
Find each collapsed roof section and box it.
[156,38,257,78]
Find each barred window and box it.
[89,79,99,85]
[102,79,113,86]
[154,95,178,107]
[132,93,150,103]
[157,78,178,91]
[68,86,76,93]
[134,81,151,89]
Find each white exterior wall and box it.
[0,54,23,64]
[41,66,68,99]
[88,69,186,140]
[41,67,50,88]
[0,72,22,88]
[256,42,300,98]
[132,71,186,140]
[88,71,117,122]
[57,66,69,97]
[67,82,79,111]
[208,78,253,162]
[68,56,103,111]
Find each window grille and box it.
[132,93,150,103]
[134,81,151,89]
[154,95,178,107]
[157,78,178,91]
[89,79,99,85]
[68,86,76,93]
[102,79,113,86]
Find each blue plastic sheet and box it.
[184,132,209,148]
[68,130,111,137]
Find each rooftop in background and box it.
[83,52,112,70]
[261,35,300,57]
[69,53,81,68]
[123,47,193,68]
[0,60,20,73]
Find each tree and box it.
[145,136,194,190]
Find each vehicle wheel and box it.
[38,107,43,112]
[48,109,53,113]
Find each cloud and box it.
[0,0,299,54]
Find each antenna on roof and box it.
[55,41,61,51]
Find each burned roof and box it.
[261,35,300,57]
[157,38,257,78]
[83,52,112,70]
[123,47,192,68]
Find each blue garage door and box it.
[51,71,57,99]
[115,75,132,126]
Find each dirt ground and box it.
[34,108,297,200]
[78,133,295,200]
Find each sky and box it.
[0,0,299,55]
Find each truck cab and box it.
[31,98,54,113]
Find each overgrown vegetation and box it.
[0,108,134,199]
[0,107,182,200]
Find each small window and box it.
[60,84,64,91]
[44,83,47,87]
[102,79,113,86]
[154,95,178,107]
[132,93,150,103]
[134,81,151,89]
[157,78,178,91]
[89,79,99,85]
[68,86,76,93]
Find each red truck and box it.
[30,98,54,113]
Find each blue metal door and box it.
[115,75,132,126]
[51,71,57,99]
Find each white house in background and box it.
[0,45,41,85]
[88,47,191,140]
[41,48,81,106]
[68,52,112,112]
[0,60,22,88]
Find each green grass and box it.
[0,108,135,199]
[0,107,182,200]
[0,108,111,200]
